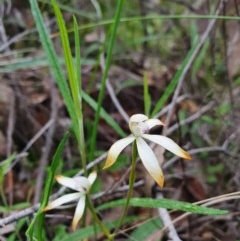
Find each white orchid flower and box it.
[43,171,97,231]
[103,114,191,188]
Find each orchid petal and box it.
[43,193,81,211]
[136,137,164,188]
[142,134,192,160]
[88,171,97,185]
[56,175,90,192]
[146,118,165,129]
[103,135,135,169]
[71,195,86,231]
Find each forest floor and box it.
[0,0,240,240]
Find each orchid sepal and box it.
[142,134,192,160]
[136,137,164,187]
[103,135,135,169]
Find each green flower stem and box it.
[116,140,138,231]
[86,195,113,240]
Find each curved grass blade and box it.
[82,91,126,138]
[96,197,228,216]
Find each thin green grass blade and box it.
[51,0,80,103]
[26,133,69,241]
[0,153,16,184]
[0,154,16,207]
[192,42,209,80]
[39,0,96,19]
[150,37,199,117]
[190,23,209,82]
[29,0,77,141]
[0,202,30,213]
[82,92,126,137]
[51,0,81,144]
[143,72,151,116]
[89,0,126,160]
[73,16,81,102]
[73,15,87,172]
[60,216,135,241]
[46,15,240,39]
[52,0,86,171]
[128,217,162,241]
[0,56,95,73]
[96,197,228,216]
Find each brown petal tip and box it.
[71,221,78,231]
[152,173,164,189]
[102,155,115,169]
[183,151,192,160]
[42,206,49,212]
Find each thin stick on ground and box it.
[157,193,182,241]
[9,118,54,171]
[0,204,40,227]
[166,101,215,135]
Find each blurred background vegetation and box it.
[0,0,240,240]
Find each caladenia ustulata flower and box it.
[43,171,97,231]
[103,114,192,188]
